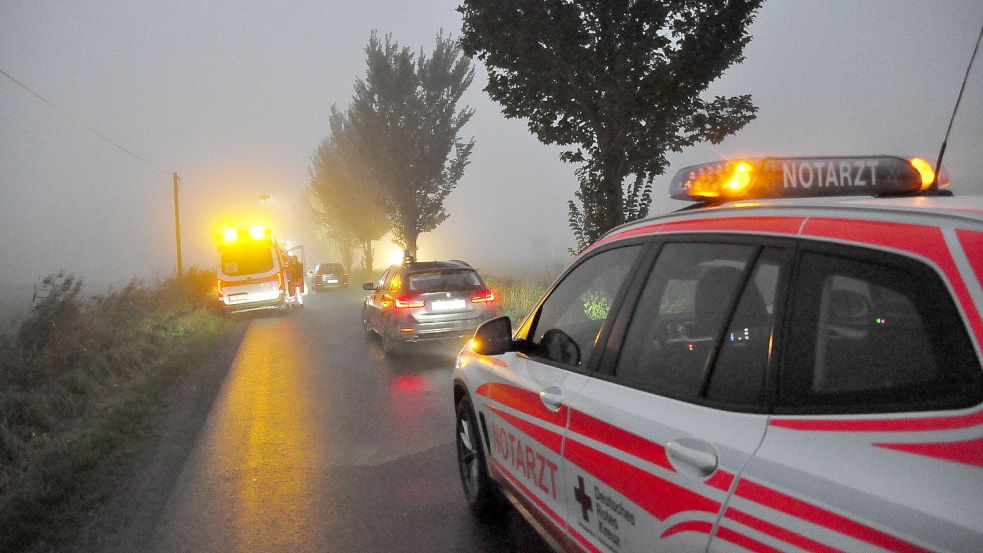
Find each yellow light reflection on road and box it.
[205,319,318,550]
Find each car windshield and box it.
[220,247,274,276]
[407,270,482,292]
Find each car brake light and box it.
[276,272,283,290]
[216,278,224,297]
[471,289,495,303]
[394,296,425,309]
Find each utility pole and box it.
[173,172,183,276]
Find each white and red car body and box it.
[454,195,982,553]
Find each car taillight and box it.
[276,272,283,290]
[216,279,224,297]
[394,296,425,309]
[471,289,495,303]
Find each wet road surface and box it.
[147,289,550,552]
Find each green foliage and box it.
[309,106,391,270]
[581,289,612,320]
[459,0,762,250]
[0,271,227,550]
[483,275,549,324]
[344,31,476,256]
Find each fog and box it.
[2,0,981,297]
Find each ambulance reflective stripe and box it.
[872,436,983,467]
[770,408,983,432]
[663,520,788,553]
[731,479,935,553]
[475,382,567,427]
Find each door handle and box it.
[539,386,563,412]
[666,440,718,477]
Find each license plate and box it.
[228,293,248,304]
[431,298,466,311]
[326,278,338,284]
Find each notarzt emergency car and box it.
[453,155,982,553]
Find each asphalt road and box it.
[145,289,550,552]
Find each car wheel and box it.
[456,395,506,521]
[382,322,401,356]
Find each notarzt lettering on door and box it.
[491,421,559,498]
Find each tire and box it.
[456,395,507,521]
[382,322,401,356]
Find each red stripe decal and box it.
[660,519,713,539]
[802,218,983,346]
[770,408,983,432]
[715,525,787,553]
[661,520,785,553]
[568,409,675,472]
[565,526,604,553]
[589,216,805,253]
[704,469,735,492]
[564,438,720,521]
[956,229,983,295]
[489,457,570,534]
[873,436,983,467]
[487,405,564,454]
[725,507,843,553]
[735,479,932,553]
[477,382,568,428]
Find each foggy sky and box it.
[1,0,981,288]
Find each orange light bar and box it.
[249,225,267,240]
[909,157,935,190]
[222,228,238,243]
[681,160,757,200]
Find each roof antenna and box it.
[930,21,983,192]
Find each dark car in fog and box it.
[362,260,499,356]
[312,262,349,290]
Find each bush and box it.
[483,276,549,325]
[0,270,226,551]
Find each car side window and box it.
[614,243,757,400]
[705,248,785,405]
[528,246,642,368]
[782,251,982,412]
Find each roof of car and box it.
[398,260,473,271]
[605,194,983,240]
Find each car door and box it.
[475,243,646,548]
[559,240,790,553]
[719,244,983,553]
[368,268,394,332]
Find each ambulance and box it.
[453,155,982,553]
[215,226,294,314]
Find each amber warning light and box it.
[669,155,950,202]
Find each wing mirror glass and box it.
[362,282,376,291]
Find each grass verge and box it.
[0,270,230,552]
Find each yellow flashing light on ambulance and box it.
[669,155,950,203]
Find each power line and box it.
[0,66,169,175]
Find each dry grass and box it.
[483,275,550,325]
[0,269,228,552]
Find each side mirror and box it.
[362,282,376,291]
[471,316,513,356]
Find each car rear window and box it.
[407,270,481,292]
[221,247,274,276]
[320,264,345,273]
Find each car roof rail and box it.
[447,259,471,266]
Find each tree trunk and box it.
[341,241,356,272]
[361,240,374,272]
[405,233,418,260]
